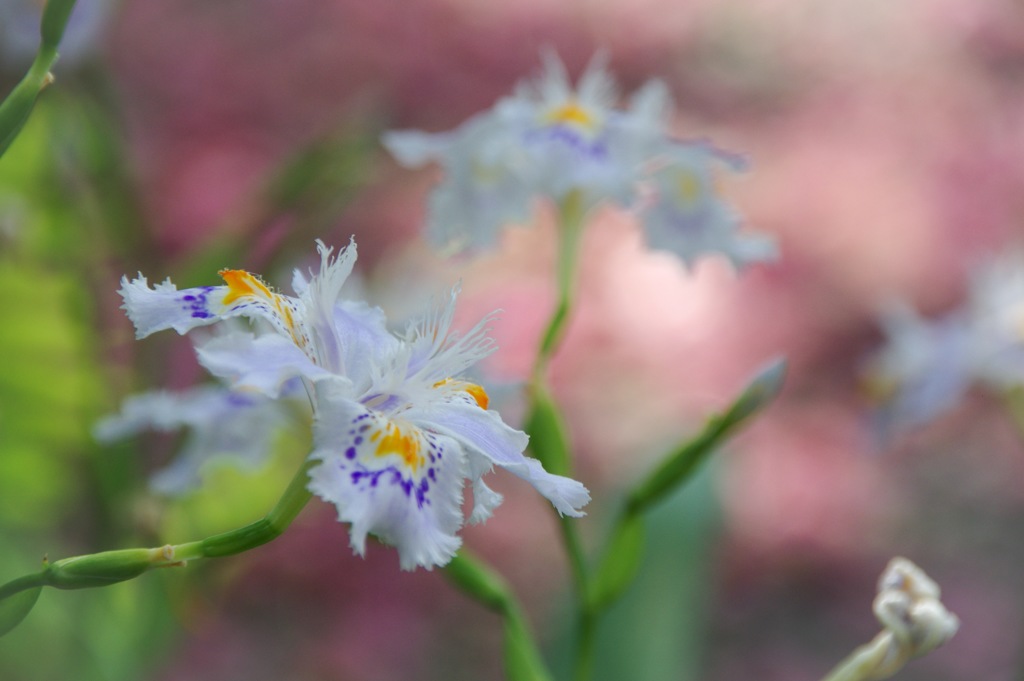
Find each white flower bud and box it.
[822,557,958,681]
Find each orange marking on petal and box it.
[464,383,489,410]
[375,425,423,471]
[219,269,274,306]
[434,378,490,410]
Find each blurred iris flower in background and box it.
[385,50,775,268]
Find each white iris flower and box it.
[643,143,778,269]
[867,251,1024,434]
[384,50,775,268]
[117,240,589,569]
[865,303,975,434]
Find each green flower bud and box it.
[44,546,176,590]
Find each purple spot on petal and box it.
[345,447,356,460]
[225,393,255,407]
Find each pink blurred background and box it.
[21,0,1024,678]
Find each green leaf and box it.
[590,514,645,610]
[0,585,42,637]
[627,357,786,514]
[591,471,720,681]
[524,388,571,477]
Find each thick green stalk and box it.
[0,459,314,634]
[521,191,596,678]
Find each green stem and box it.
[0,459,314,599]
[198,457,314,558]
[558,517,589,605]
[0,573,47,603]
[532,191,587,387]
[819,635,888,681]
[557,513,600,681]
[573,609,597,681]
[444,551,554,681]
[0,0,78,157]
[525,191,594,677]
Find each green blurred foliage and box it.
[0,99,108,533]
[0,53,369,673]
[592,466,720,681]
[0,88,174,680]
[549,465,721,681]
[161,426,311,543]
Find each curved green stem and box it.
[196,456,314,558]
[0,572,48,603]
[444,550,554,681]
[0,0,78,157]
[0,459,314,605]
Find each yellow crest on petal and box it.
[372,422,425,471]
[544,100,597,131]
[218,268,300,341]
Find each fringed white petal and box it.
[119,275,226,338]
[405,286,498,383]
[468,471,504,524]
[381,130,453,167]
[409,400,590,517]
[309,387,467,570]
[300,239,358,372]
[196,331,336,397]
